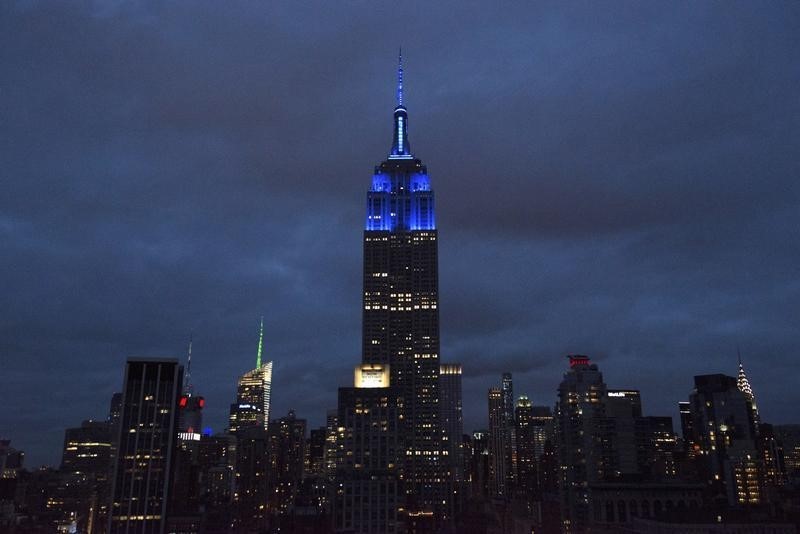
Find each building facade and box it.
[108,358,183,534]
[440,363,465,501]
[229,319,273,434]
[357,53,450,525]
[335,364,400,533]
[488,387,508,500]
[687,374,762,507]
[555,355,608,533]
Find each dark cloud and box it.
[1,0,798,465]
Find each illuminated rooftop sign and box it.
[354,364,390,388]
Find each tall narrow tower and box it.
[361,51,448,522]
[737,352,760,424]
[229,318,273,433]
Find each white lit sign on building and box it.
[354,364,390,388]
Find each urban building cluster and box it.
[2,57,800,534]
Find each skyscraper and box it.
[514,396,538,507]
[500,372,516,495]
[359,52,449,523]
[265,410,307,517]
[108,358,183,534]
[501,373,514,424]
[555,355,607,534]
[178,336,205,440]
[687,374,762,506]
[335,364,400,533]
[229,318,273,434]
[488,387,508,499]
[439,364,464,493]
[60,420,113,533]
[737,354,760,425]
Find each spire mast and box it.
[389,48,412,158]
[256,316,264,369]
[184,333,193,394]
[736,350,759,421]
[397,47,404,108]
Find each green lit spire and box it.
[256,316,264,369]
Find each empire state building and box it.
[362,53,448,523]
[335,53,452,533]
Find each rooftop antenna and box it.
[184,333,193,395]
[256,316,264,369]
[397,47,404,108]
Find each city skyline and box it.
[3,1,800,470]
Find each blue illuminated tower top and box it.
[366,51,435,231]
[390,49,411,158]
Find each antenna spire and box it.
[389,49,412,158]
[397,47,404,108]
[256,316,264,369]
[184,333,193,394]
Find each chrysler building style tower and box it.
[362,52,448,523]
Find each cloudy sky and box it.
[2,1,798,466]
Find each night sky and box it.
[2,1,799,467]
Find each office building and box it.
[61,420,113,477]
[334,364,400,533]
[555,355,608,533]
[108,358,183,534]
[514,396,538,507]
[234,427,269,531]
[229,318,273,434]
[357,52,450,524]
[440,363,465,500]
[686,374,762,507]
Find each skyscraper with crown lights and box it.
[229,318,273,434]
[359,51,450,527]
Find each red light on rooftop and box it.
[179,396,188,408]
[568,355,591,368]
[198,398,205,408]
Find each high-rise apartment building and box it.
[266,410,307,517]
[324,409,339,480]
[775,425,800,481]
[501,373,516,495]
[234,427,269,531]
[488,387,508,499]
[229,318,273,434]
[108,358,183,534]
